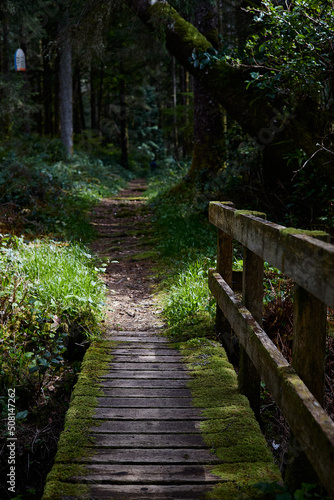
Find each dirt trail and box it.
[90,178,164,332]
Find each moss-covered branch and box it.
[125,0,334,183]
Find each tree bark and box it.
[187,0,225,184]
[58,12,73,156]
[119,69,129,168]
[124,0,334,185]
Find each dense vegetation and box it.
[1,0,334,498]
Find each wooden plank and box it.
[111,355,183,362]
[73,463,219,483]
[108,330,162,335]
[209,202,334,307]
[81,448,219,464]
[99,379,189,388]
[111,348,181,356]
[238,246,263,418]
[102,371,190,379]
[109,336,168,343]
[95,396,193,407]
[209,269,334,497]
[292,285,327,405]
[91,433,207,448]
[101,388,193,398]
[96,397,193,408]
[109,362,187,371]
[93,408,203,420]
[93,420,202,434]
[88,483,214,499]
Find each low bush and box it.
[0,235,107,394]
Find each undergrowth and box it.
[148,171,332,499]
[0,137,130,499]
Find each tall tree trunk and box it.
[119,71,129,168]
[187,0,225,185]
[125,0,334,186]
[42,40,53,135]
[90,65,97,129]
[172,56,179,160]
[73,68,85,134]
[58,12,73,156]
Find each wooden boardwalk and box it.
[43,185,281,499]
[43,328,282,500]
[82,330,220,499]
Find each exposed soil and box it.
[89,178,164,332]
[0,179,162,500]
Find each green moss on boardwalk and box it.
[180,339,282,499]
[42,337,116,500]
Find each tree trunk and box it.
[58,12,73,156]
[119,71,129,168]
[125,0,334,185]
[186,0,225,185]
[90,65,97,130]
[172,56,179,160]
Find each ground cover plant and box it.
[149,172,334,499]
[0,139,130,499]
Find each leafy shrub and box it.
[0,236,107,393]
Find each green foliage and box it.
[150,180,217,342]
[0,140,129,240]
[254,481,329,500]
[244,1,334,103]
[0,236,107,393]
[191,1,334,106]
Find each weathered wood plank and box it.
[95,397,193,407]
[72,463,219,483]
[238,246,263,418]
[109,362,187,371]
[209,202,334,307]
[91,433,207,448]
[88,483,214,499]
[81,448,219,464]
[209,269,334,496]
[109,336,168,343]
[93,420,202,434]
[93,408,203,420]
[102,370,190,379]
[108,330,163,335]
[112,348,181,356]
[111,355,183,362]
[101,388,192,398]
[99,379,189,388]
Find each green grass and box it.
[0,141,131,401]
[0,237,108,392]
[148,177,217,342]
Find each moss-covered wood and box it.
[208,269,334,497]
[180,338,281,499]
[209,202,334,308]
[125,0,334,184]
[42,338,116,500]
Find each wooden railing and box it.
[208,202,334,497]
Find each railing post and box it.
[215,204,235,361]
[238,246,263,419]
[285,231,329,490]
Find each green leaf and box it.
[16,410,28,420]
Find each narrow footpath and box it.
[43,179,281,499]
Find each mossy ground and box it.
[179,338,282,499]
[42,337,116,500]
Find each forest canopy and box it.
[0,0,333,228]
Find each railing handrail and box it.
[208,201,334,498]
[209,202,334,308]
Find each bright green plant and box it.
[0,236,107,393]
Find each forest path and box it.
[43,179,222,499]
[87,179,221,498]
